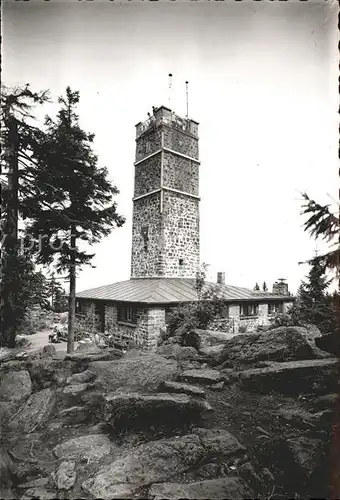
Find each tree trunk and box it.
[67,225,76,353]
[1,119,19,348]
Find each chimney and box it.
[217,272,225,285]
[272,278,289,296]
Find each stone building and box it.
[76,106,294,348]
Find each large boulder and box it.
[53,434,116,462]
[218,327,330,367]
[82,429,245,499]
[149,477,253,499]
[50,461,76,490]
[193,329,234,347]
[24,358,73,391]
[75,341,99,353]
[41,345,56,359]
[89,352,179,392]
[102,391,212,429]
[235,358,338,395]
[8,388,55,433]
[0,370,32,402]
[66,369,96,385]
[65,348,123,363]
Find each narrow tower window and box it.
[179,259,184,266]
[141,226,149,252]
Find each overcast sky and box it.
[3,0,338,294]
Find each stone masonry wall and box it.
[104,304,149,347]
[77,302,165,349]
[131,191,199,278]
[163,126,199,159]
[162,152,199,195]
[161,191,200,277]
[134,155,161,197]
[208,302,291,333]
[135,128,162,162]
[147,307,166,349]
[131,193,162,277]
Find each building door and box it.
[95,302,105,333]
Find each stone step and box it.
[159,380,206,398]
[178,368,223,386]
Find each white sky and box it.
[3,0,338,294]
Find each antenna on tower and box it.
[168,73,173,109]
[185,81,189,119]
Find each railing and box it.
[136,111,197,137]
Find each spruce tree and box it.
[1,84,49,346]
[254,282,260,291]
[293,257,333,331]
[23,87,125,352]
[263,281,268,292]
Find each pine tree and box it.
[262,281,268,292]
[53,285,68,313]
[301,193,339,271]
[293,257,333,332]
[23,87,125,352]
[47,274,68,312]
[254,282,260,291]
[1,84,49,346]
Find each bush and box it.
[269,313,296,329]
[167,302,215,337]
[239,325,247,333]
[180,330,201,351]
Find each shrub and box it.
[167,301,215,336]
[269,313,296,329]
[239,324,247,333]
[180,330,201,351]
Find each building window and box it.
[268,302,284,315]
[179,259,184,266]
[141,226,149,252]
[117,303,137,324]
[240,303,259,317]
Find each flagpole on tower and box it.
[168,73,173,110]
[185,81,189,119]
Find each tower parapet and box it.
[136,106,198,140]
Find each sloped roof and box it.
[76,278,294,305]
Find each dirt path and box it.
[23,329,78,354]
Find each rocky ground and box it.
[0,326,339,499]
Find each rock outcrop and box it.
[234,358,338,395]
[53,434,116,462]
[218,326,330,367]
[102,391,212,429]
[8,388,55,433]
[89,352,179,392]
[0,370,32,402]
[82,429,246,499]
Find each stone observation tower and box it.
[131,106,200,278]
[76,102,295,347]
